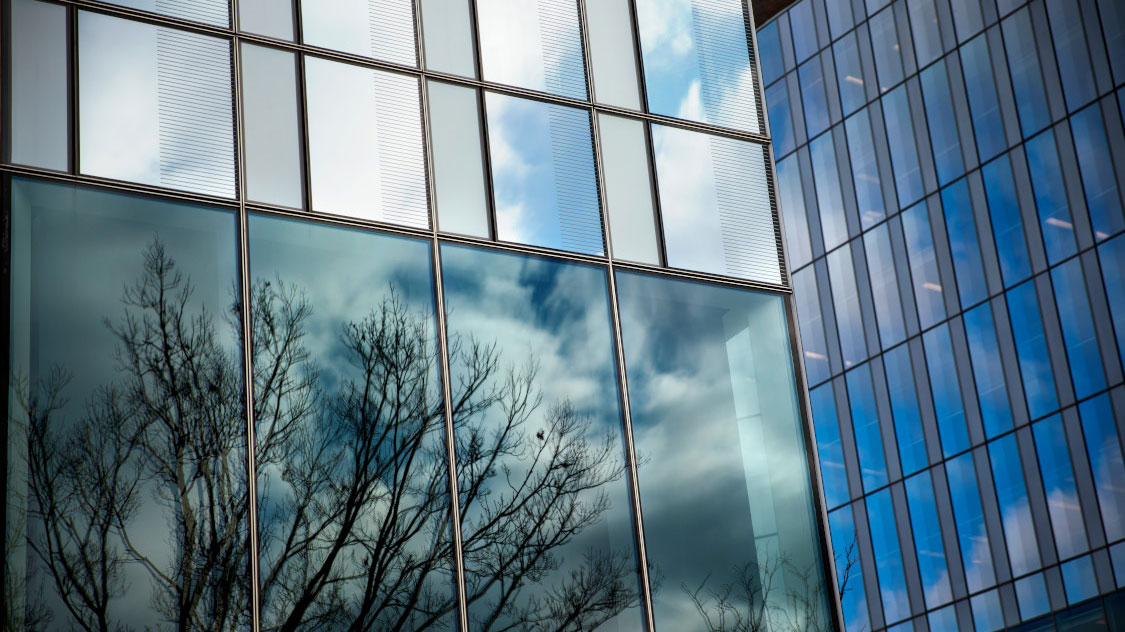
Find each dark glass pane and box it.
[1003,9,1050,137]
[811,133,849,250]
[778,155,812,269]
[1006,282,1060,419]
[1099,235,1125,363]
[871,6,904,92]
[1033,415,1089,559]
[617,271,830,631]
[767,80,796,156]
[963,304,1014,438]
[1051,260,1106,399]
[7,177,244,630]
[812,384,849,508]
[988,435,1040,576]
[905,472,953,608]
[883,85,925,207]
[241,43,303,208]
[846,109,886,228]
[961,34,1007,160]
[867,489,910,624]
[800,57,830,139]
[828,247,867,368]
[248,216,456,630]
[301,0,416,66]
[1077,395,1125,543]
[982,154,1032,286]
[8,0,67,171]
[941,179,988,307]
[1103,0,1125,85]
[442,246,643,631]
[1046,0,1096,112]
[794,267,831,383]
[847,364,889,492]
[1025,130,1079,264]
[829,506,870,632]
[921,60,965,186]
[1070,104,1125,241]
[884,345,928,475]
[902,201,946,328]
[864,225,907,347]
[924,325,970,457]
[946,453,997,592]
[835,33,867,116]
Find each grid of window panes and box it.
[758,0,1125,630]
[1,1,838,631]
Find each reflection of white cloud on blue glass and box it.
[477,0,587,99]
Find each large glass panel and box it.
[884,345,928,475]
[442,246,642,631]
[652,124,781,283]
[827,0,854,40]
[902,201,946,328]
[1002,9,1050,137]
[599,114,659,264]
[865,225,907,347]
[883,86,925,207]
[811,133,849,251]
[829,506,870,632]
[941,179,988,307]
[848,364,889,492]
[79,12,235,198]
[6,177,243,630]
[248,216,456,630]
[1046,0,1096,112]
[789,0,817,63]
[1016,573,1051,620]
[301,0,416,66]
[478,0,586,99]
[487,93,603,255]
[1103,0,1125,84]
[828,247,867,369]
[635,0,761,133]
[905,472,953,608]
[420,0,476,77]
[241,43,303,208]
[924,325,970,457]
[8,0,67,171]
[921,61,965,187]
[238,0,293,40]
[587,0,642,109]
[759,21,785,86]
[835,33,867,116]
[1033,415,1089,559]
[963,304,1014,438]
[617,271,830,632]
[1052,260,1106,399]
[983,154,1032,286]
[1061,556,1098,605]
[971,590,1004,632]
[1006,282,1060,419]
[306,58,428,227]
[767,81,795,156]
[1025,130,1079,264]
[1100,235,1125,362]
[846,109,887,229]
[800,57,830,139]
[960,34,1007,160]
[428,81,489,237]
[1078,395,1125,543]
[107,0,226,26]
[908,0,942,67]
[794,267,831,384]
[1070,104,1125,241]
[870,6,904,93]
[946,453,997,592]
[778,155,812,269]
[812,384,849,508]
[867,489,910,624]
[988,435,1040,576]
[950,0,984,42]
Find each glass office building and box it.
[2,0,839,630]
[757,0,1125,630]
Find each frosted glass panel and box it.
[420,0,476,77]
[241,44,302,208]
[586,0,642,109]
[598,114,659,264]
[8,0,67,171]
[429,81,489,237]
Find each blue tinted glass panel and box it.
[883,86,925,206]
[950,0,984,42]
[827,0,854,39]
[908,0,942,66]
[759,21,785,86]
[1100,235,1125,362]
[1025,130,1079,263]
[812,134,849,250]
[924,325,970,457]
[884,345,928,475]
[1103,0,1125,84]
[1047,0,1096,112]
[960,34,1007,160]
[1003,9,1050,136]
[617,271,831,630]
[778,156,812,268]
[789,0,818,63]
[847,364,889,492]
[1015,573,1051,620]
[929,605,958,630]
[941,180,988,307]
[964,304,1014,438]
[971,590,1004,632]
[835,34,867,116]
[846,109,886,228]
[921,61,965,186]
[871,7,904,92]
[988,435,1040,575]
[1052,260,1106,399]
[1006,282,1060,419]
[635,0,760,133]
[983,154,1032,285]
[905,472,953,608]
[812,384,850,508]
[800,57,831,139]
[865,225,907,347]
[867,490,910,624]
[1070,104,1125,241]
[829,506,870,632]
[1113,542,1125,588]
[794,268,831,383]
[946,453,997,592]
[768,80,796,156]
[828,248,867,368]
[1034,415,1089,558]
[1061,556,1098,605]
[1078,395,1125,542]
[902,202,946,328]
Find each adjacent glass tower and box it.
[3,1,838,631]
[758,0,1125,630]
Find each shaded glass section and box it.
[778,155,812,269]
[988,435,1040,576]
[1002,9,1050,136]
[1047,0,1096,113]
[835,33,867,116]
[442,246,642,631]
[848,364,889,492]
[1016,573,1050,620]
[800,57,830,139]
[812,384,849,508]
[794,267,830,384]
[238,0,293,39]
[983,154,1031,286]
[1078,395,1125,542]
[883,86,925,207]
[248,216,456,631]
[867,489,910,624]
[1033,415,1089,559]
[487,92,603,255]
[865,225,907,347]
[1070,104,1125,241]
[635,0,761,133]
[941,179,988,307]
[1025,130,1079,264]
[8,0,67,171]
[1100,235,1125,362]
[301,0,416,66]
[829,506,870,632]
[811,133,848,251]
[924,325,969,457]
[950,0,984,42]
[586,0,642,109]
[79,11,235,197]
[902,201,946,328]
[1104,0,1125,84]
[884,345,927,475]
[428,81,489,237]
[477,0,586,99]
[963,304,1013,438]
[904,472,953,608]
[1061,556,1098,605]
[1052,260,1106,399]
[971,590,1004,632]
[908,0,942,66]
[946,453,997,592]
[871,6,904,92]
[420,0,476,77]
[828,247,866,368]
[305,58,428,227]
[617,271,830,632]
[6,177,245,630]
[960,34,1007,160]
[241,43,303,208]
[652,125,781,283]
[921,60,965,187]
[1006,282,1060,419]
[847,109,887,229]
[598,114,659,264]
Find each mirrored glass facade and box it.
[760,0,1125,629]
[2,1,836,631]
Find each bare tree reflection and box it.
[7,239,638,631]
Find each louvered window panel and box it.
[477,0,587,100]
[301,0,417,67]
[109,0,228,26]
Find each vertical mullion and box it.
[293,0,312,212]
[69,2,79,174]
[1,0,12,164]
[467,0,498,242]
